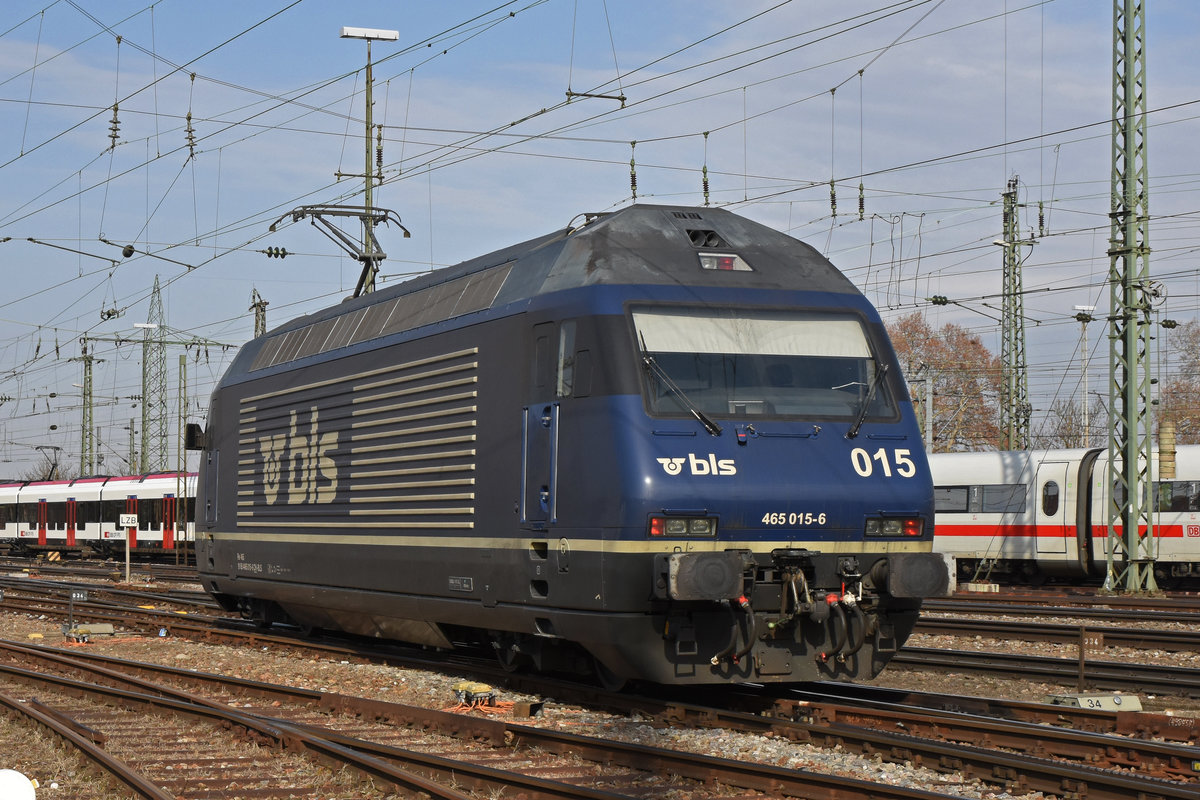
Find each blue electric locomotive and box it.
[191,204,947,685]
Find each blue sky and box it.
[0,0,1198,474]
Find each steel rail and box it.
[644,695,1200,800]
[7,638,1195,800]
[0,638,969,800]
[930,591,1200,613]
[4,579,1200,797]
[0,654,487,800]
[0,687,173,800]
[927,597,1200,624]
[897,646,1200,696]
[916,616,1200,651]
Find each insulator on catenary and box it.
[858,182,865,221]
[829,180,837,217]
[185,112,196,160]
[702,165,710,207]
[1038,200,1045,236]
[376,126,383,174]
[108,104,120,150]
[629,141,637,201]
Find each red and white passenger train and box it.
[0,473,195,558]
[930,445,1200,586]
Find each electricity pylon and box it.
[141,275,168,472]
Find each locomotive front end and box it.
[590,299,949,684]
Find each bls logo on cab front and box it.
[656,453,737,476]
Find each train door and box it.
[37,499,47,545]
[66,498,76,547]
[125,496,138,549]
[163,494,176,550]
[522,403,559,527]
[1034,461,1069,556]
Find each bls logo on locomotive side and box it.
[258,406,339,504]
[656,453,737,476]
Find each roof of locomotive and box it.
[230,204,864,378]
[289,204,856,329]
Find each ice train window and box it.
[934,486,969,513]
[1041,481,1060,516]
[981,484,1026,514]
[631,307,893,420]
[1153,480,1200,512]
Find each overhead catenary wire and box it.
[0,2,1198,465]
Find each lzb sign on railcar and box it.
[119,513,138,527]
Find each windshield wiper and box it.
[846,363,888,440]
[639,334,722,436]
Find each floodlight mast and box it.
[271,28,407,297]
[339,26,400,296]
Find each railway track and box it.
[2,580,1200,798]
[7,570,1200,697]
[930,588,1200,613]
[2,636,1197,800]
[916,616,1200,651]
[896,645,1200,698]
[0,638,990,800]
[0,556,197,585]
[927,594,1200,623]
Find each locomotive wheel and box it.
[494,636,531,673]
[592,656,627,692]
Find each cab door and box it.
[521,320,578,529]
[522,403,558,527]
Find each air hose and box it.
[817,594,847,662]
[841,600,867,659]
[711,595,754,666]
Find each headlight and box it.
[865,516,923,537]
[649,515,717,537]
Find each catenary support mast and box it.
[998,177,1031,450]
[1104,0,1156,593]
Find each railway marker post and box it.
[119,512,137,584]
[66,588,87,635]
[1078,625,1104,690]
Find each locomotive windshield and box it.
[632,307,895,421]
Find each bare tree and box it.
[17,451,78,482]
[1038,397,1106,449]
[887,312,1003,452]
[1160,320,1200,445]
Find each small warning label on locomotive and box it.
[448,576,474,592]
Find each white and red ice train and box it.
[929,445,1200,585]
[0,473,196,558]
